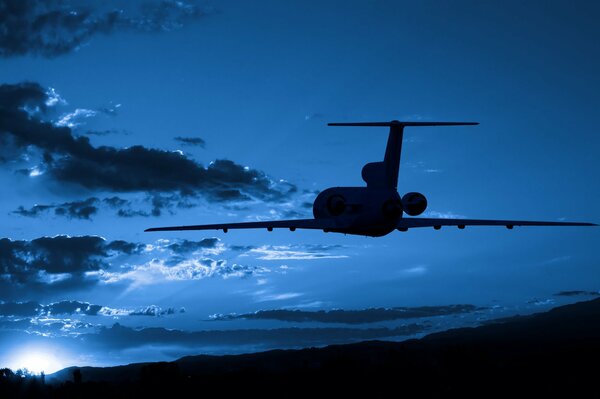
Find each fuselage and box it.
[313,187,404,237]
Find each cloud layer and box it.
[0,235,272,300]
[0,0,204,58]
[210,305,482,324]
[0,300,182,318]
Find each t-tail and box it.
[328,120,479,189]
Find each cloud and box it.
[424,210,466,219]
[248,244,348,261]
[128,305,184,317]
[96,258,269,287]
[165,238,222,255]
[401,265,428,275]
[554,290,600,297]
[12,195,180,220]
[541,256,572,265]
[0,0,205,58]
[13,197,100,219]
[0,235,143,300]
[255,292,303,302]
[85,322,427,351]
[0,82,297,203]
[56,108,97,128]
[209,304,482,324]
[0,234,272,298]
[304,113,325,121]
[174,136,206,147]
[0,300,183,319]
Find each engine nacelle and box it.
[313,187,360,219]
[401,192,427,216]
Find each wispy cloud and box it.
[254,292,303,302]
[540,255,572,265]
[56,108,98,127]
[248,245,348,261]
[401,265,428,275]
[424,210,466,219]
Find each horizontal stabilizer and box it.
[328,121,479,127]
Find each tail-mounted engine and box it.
[313,188,358,219]
[401,192,427,216]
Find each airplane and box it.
[146,121,596,237]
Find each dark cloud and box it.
[167,238,220,254]
[115,193,198,218]
[229,245,256,252]
[25,235,119,273]
[12,196,141,220]
[117,208,152,218]
[0,82,296,203]
[12,204,54,217]
[0,235,142,299]
[174,136,206,147]
[103,196,128,208]
[0,301,39,317]
[0,0,204,58]
[210,305,482,324]
[105,240,145,255]
[53,197,98,219]
[554,290,600,297]
[87,323,427,351]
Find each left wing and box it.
[145,218,339,233]
[397,218,597,230]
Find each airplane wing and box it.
[397,218,597,230]
[145,218,339,233]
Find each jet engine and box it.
[326,194,346,216]
[401,192,427,216]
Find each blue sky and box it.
[0,0,598,373]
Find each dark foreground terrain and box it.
[3,298,600,398]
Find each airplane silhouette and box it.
[146,121,596,237]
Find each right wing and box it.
[398,217,597,230]
[145,218,339,233]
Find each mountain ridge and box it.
[42,297,600,397]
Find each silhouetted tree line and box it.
[2,298,599,398]
[0,339,598,399]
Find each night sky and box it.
[1,0,598,373]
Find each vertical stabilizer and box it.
[328,121,478,189]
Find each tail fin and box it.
[328,120,478,189]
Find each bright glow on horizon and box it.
[6,346,67,374]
